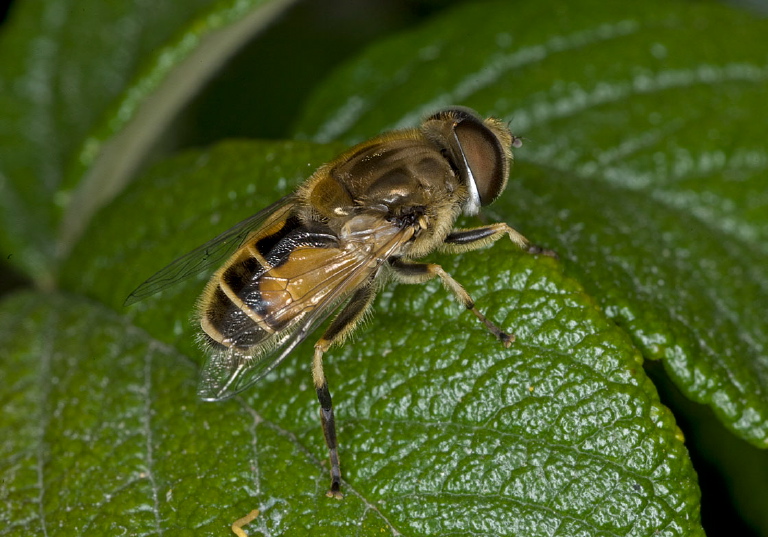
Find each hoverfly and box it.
[126,107,546,498]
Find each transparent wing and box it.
[197,297,344,401]
[197,215,414,401]
[124,195,295,306]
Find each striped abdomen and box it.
[198,215,357,353]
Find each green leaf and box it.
[0,0,296,282]
[8,0,768,533]
[1,281,701,534]
[44,139,700,534]
[294,0,768,448]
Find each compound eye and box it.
[454,118,508,206]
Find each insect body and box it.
[126,107,540,498]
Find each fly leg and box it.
[312,283,377,499]
[442,222,557,258]
[390,258,513,347]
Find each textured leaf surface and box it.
[39,139,700,534]
[295,0,768,448]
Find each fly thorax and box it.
[387,205,429,236]
[339,212,384,239]
[339,212,403,262]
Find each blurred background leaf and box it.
[0,0,296,282]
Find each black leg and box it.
[316,381,342,497]
[442,222,557,258]
[312,283,377,498]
